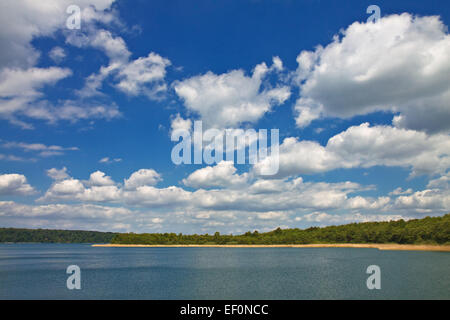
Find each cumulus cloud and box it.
[191,178,364,212]
[0,200,137,232]
[0,0,116,69]
[89,29,131,63]
[124,169,161,190]
[294,13,450,133]
[170,113,192,134]
[71,28,171,99]
[254,123,450,178]
[40,177,121,203]
[0,67,67,127]
[0,173,35,195]
[37,167,371,214]
[0,66,121,128]
[346,196,390,210]
[391,171,450,215]
[11,164,448,233]
[427,172,450,189]
[86,171,115,186]
[0,1,127,128]
[123,185,191,207]
[0,201,130,219]
[47,167,70,181]
[182,161,248,189]
[115,52,171,99]
[0,67,71,100]
[394,189,450,213]
[174,60,291,128]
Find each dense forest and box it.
[112,214,450,245]
[1,214,449,244]
[0,228,117,243]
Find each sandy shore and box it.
[92,243,450,252]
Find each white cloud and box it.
[151,217,164,224]
[326,123,450,176]
[123,185,191,207]
[25,100,121,124]
[115,52,171,98]
[254,123,450,178]
[89,29,131,63]
[394,189,450,213]
[254,136,340,177]
[47,167,70,181]
[2,141,78,157]
[182,161,248,189]
[389,187,413,196]
[0,201,129,218]
[296,212,334,223]
[0,66,70,127]
[0,1,126,128]
[0,154,30,162]
[86,171,115,186]
[257,211,288,220]
[49,47,66,63]
[295,212,406,225]
[294,13,450,133]
[0,0,116,69]
[174,60,290,128]
[36,167,367,214]
[271,56,283,71]
[346,196,390,210]
[427,172,450,190]
[0,67,71,99]
[47,178,85,196]
[170,113,192,134]
[25,165,450,233]
[80,185,122,202]
[99,157,122,164]
[40,177,121,203]
[71,28,171,99]
[190,178,363,212]
[0,67,121,127]
[0,173,35,195]
[124,169,161,190]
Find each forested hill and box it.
[112,214,450,245]
[0,228,117,243]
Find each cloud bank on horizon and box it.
[0,0,449,234]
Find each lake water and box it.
[0,244,448,299]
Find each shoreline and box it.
[92,243,450,252]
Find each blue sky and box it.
[0,0,449,233]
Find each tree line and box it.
[0,228,116,243]
[1,214,448,244]
[111,214,450,245]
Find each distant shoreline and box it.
[92,243,450,252]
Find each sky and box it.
[0,0,449,234]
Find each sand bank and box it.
[92,243,450,252]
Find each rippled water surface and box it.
[0,244,448,299]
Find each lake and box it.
[0,244,448,299]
